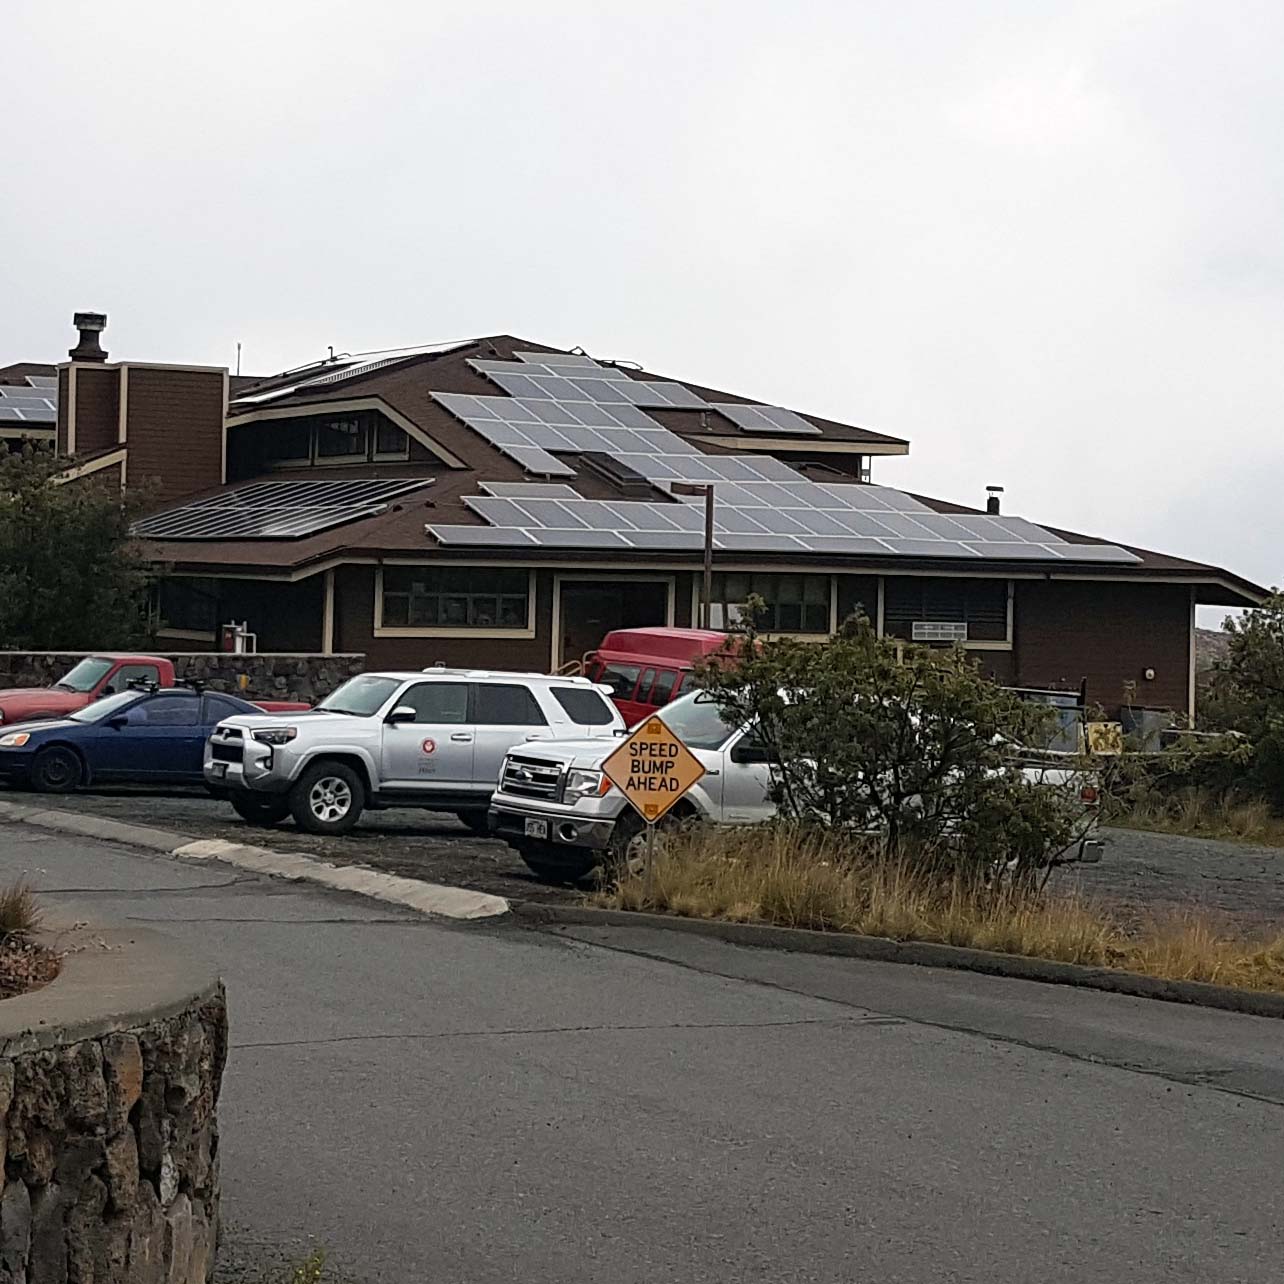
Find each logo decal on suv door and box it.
[422,738,437,755]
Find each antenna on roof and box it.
[328,345,335,361]
[235,342,242,377]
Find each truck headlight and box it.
[0,732,30,747]
[252,727,297,746]
[563,769,610,802]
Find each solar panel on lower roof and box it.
[25,376,57,389]
[480,482,582,500]
[426,525,538,546]
[714,403,821,436]
[133,478,431,541]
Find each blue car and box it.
[0,687,265,793]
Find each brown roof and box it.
[115,334,1262,606]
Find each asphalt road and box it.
[23,784,1284,919]
[7,822,1284,1283]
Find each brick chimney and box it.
[68,312,108,362]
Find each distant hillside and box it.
[1196,628,1232,671]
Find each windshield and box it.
[657,691,740,750]
[55,657,115,693]
[317,675,402,717]
[70,692,144,724]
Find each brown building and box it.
[21,314,1267,719]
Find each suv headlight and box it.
[563,768,610,803]
[0,732,30,747]
[252,727,298,746]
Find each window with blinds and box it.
[882,578,1008,643]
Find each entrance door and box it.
[557,580,670,668]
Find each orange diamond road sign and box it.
[602,715,707,824]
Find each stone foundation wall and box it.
[0,653,365,703]
[0,927,227,1284]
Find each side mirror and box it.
[387,705,417,725]
[108,715,129,730]
[731,739,775,766]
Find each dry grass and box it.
[1109,790,1284,847]
[0,882,40,937]
[593,825,1284,993]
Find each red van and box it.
[582,627,733,726]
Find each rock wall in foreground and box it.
[0,990,228,1284]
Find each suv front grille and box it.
[501,753,564,801]
[210,727,244,764]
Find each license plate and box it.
[209,762,228,780]
[524,818,549,839]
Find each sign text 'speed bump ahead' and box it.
[602,716,706,823]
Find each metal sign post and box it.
[602,716,707,903]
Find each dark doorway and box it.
[557,579,670,668]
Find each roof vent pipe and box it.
[985,485,1004,516]
[69,312,108,362]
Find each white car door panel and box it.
[379,681,473,791]
[720,730,776,824]
[471,682,552,786]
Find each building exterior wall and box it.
[71,363,120,455]
[124,367,225,503]
[1013,580,1192,715]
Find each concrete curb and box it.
[511,902,1284,1021]
[0,799,509,922]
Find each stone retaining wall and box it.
[0,652,364,703]
[0,925,227,1284]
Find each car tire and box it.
[230,791,292,827]
[288,761,365,835]
[456,810,492,836]
[28,745,84,794]
[514,841,601,885]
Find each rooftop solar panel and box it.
[714,403,821,436]
[133,478,431,541]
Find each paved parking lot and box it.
[9,785,1284,921]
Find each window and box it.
[637,668,657,703]
[203,694,249,723]
[551,688,615,725]
[261,411,410,467]
[109,664,161,694]
[398,682,469,724]
[883,578,1008,643]
[374,421,409,458]
[676,672,697,696]
[158,578,220,634]
[54,657,115,694]
[380,567,530,631]
[650,670,678,707]
[315,417,367,458]
[318,674,402,717]
[598,662,641,700]
[659,692,737,750]
[474,684,547,727]
[128,695,199,726]
[264,421,312,464]
[710,573,830,634]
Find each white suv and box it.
[204,668,625,834]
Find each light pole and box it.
[672,483,715,629]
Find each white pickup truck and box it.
[488,690,1103,883]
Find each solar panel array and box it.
[231,341,472,406]
[0,376,57,425]
[133,478,432,541]
[426,353,1141,564]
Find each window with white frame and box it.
[709,572,831,633]
[882,577,1008,643]
[381,567,530,630]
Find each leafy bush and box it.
[0,444,153,649]
[694,613,1086,879]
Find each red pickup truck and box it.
[0,654,309,724]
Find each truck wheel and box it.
[289,762,365,835]
[515,842,601,885]
[455,810,492,836]
[230,791,292,827]
[29,746,84,794]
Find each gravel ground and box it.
[9,784,1284,922]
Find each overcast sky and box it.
[3,1,1280,620]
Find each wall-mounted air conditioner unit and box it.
[912,621,969,643]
